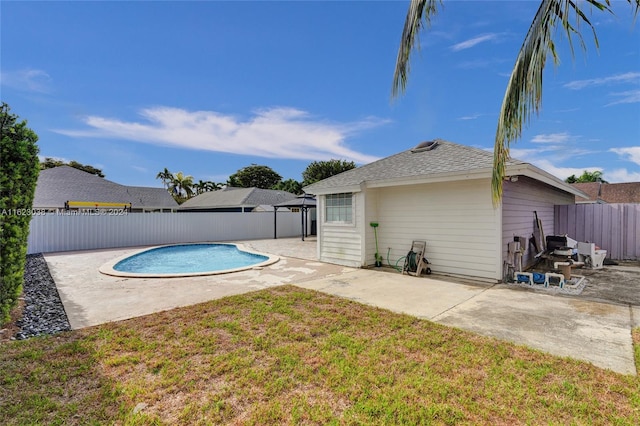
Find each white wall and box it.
[27,211,302,254]
[372,179,501,281]
[316,193,363,267]
[502,177,574,268]
[317,179,502,281]
[364,189,380,265]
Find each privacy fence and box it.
[555,203,639,260]
[27,211,304,254]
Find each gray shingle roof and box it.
[303,139,526,193]
[178,187,297,210]
[33,166,178,210]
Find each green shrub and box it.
[0,103,40,324]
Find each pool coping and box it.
[98,242,280,278]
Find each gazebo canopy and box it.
[273,194,316,209]
[273,195,316,240]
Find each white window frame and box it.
[324,193,353,224]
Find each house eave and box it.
[305,163,589,199]
[304,169,493,195]
[507,164,588,198]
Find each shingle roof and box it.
[303,139,526,193]
[178,187,297,210]
[572,182,640,203]
[33,166,178,210]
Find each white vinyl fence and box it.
[27,211,304,254]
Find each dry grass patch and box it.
[1,285,639,425]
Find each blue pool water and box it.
[113,244,269,274]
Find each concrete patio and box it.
[44,237,639,375]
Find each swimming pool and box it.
[99,243,279,278]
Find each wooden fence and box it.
[554,203,639,260]
[27,211,304,254]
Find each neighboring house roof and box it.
[571,182,640,203]
[178,187,297,210]
[33,166,178,210]
[303,139,584,197]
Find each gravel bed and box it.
[14,253,71,340]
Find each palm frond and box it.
[390,0,638,205]
[392,0,442,98]
[491,0,616,205]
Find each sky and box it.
[2,0,639,189]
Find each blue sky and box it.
[2,1,639,188]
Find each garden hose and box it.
[387,247,405,272]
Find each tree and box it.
[0,103,40,324]
[565,170,607,184]
[392,0,639,204]
[41,158,105,177]
[273,178,303,195]
[302,159,356,187]
[228,164,282,189]
[156,167,173,190]
[169,171,194,203]
[40,157,64,169]
[194,180,219,194]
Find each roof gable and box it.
[303,139,582,198]
[303,139,525,193]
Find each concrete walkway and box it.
[45,241,349,329]
[295,269,638,375]
[44,237,638,375]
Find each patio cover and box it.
[273,195,316,241]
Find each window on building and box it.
[325,193,352,223]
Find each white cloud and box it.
[457,113,482,120]
[451,34,498,51]
[563,72,640,90]
[530,159,602,181]
[54,106,387,164]
[606,89,640,106]
[0,69,52,93]
[530,132,573,144]
[508,148,540,162]
[610,146,640,166]
[605,168,640,183]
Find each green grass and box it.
[1,285,639,425]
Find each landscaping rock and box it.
[15,254,71,339]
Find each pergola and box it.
[273,195,316,241]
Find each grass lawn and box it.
[1,285,639,425]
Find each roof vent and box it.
[411,140,439,153]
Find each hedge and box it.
[0,103,40,324]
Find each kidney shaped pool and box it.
[99,243,279,278]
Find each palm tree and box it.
[194,180,217,194]
[193,180,219,194]
[155,168,173,190]
[194,180,205,195]
[169,172,194,201]
[204,181,220,192]
[392,0,639,205]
